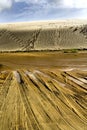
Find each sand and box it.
[0,20,87,51]
[0,52,87,130]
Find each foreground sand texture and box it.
[0,20,87,51]
[0,52,87,130]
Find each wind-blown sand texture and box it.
[0,52,87,130]
[0,20,87,51]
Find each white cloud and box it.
[62,0,87,8]
[0,0,13,12]
[0,0,87,13]
[46,0,87,8]
[15,0,42,4]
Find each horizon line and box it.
[0,19,87,25]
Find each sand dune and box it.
[0,20,87,51]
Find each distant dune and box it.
[0,20,87,52]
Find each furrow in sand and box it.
[0,72,12,110]
[0,68,87,130]
[34,70,87,125]
[24,70,85,130]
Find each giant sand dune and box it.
[0,20,87,51]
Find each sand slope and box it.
[0,20,87,51]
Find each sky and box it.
[0,0,87,23]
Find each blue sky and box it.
[0,0,87,23]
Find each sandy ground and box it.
[0,52,87,130]
[0,52,87,70]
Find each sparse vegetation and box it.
[63,49,78,53]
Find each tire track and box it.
[16,71,41,130]
[21,28,41,51]
[0,69,87,130]
[0,72,12,110]
[25,70,81,130]
[34,70,87,125]
[62,72,87,92]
